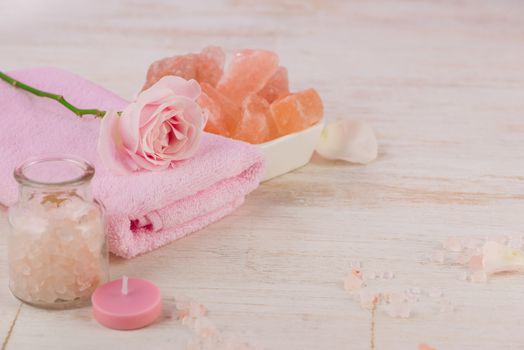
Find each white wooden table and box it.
[1,0,524,349]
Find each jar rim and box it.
[14,155,95,188]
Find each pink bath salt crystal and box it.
[427,288,443,298]
[365,271,377,280]
[470,270,487,283]
[443,237,463,252]
[194,317,219,338]
[196,46,226,87]
[382,271,394,280]
[233,94,272,144]
[143,54,198,90]
[189,301,207,318]
[385,292,406,304]
[418,343,436,350]
[258,66,289,103]
[468,255,483,272]
[351,266,363,279]
[217,49,279,105]
[384,302,411,319]
[358,291,380,309]
[344,273,364,291]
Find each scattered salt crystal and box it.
[443,237,463,252]
[455,253,470,265]
[384,302,411,319]
[427,288,443,298]
[358,291,380,310]
[350,261,361,269]
[352,267,363,279]
[344,273,364,291]
[409,287,421,295]
[430,250,445,263]
[468,255,483,272]
[470,270,487,283]
[382,271,394,280]
[365,271,377,280]
[385,292,405,304]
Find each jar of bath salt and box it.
[7,155,108,309]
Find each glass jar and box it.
[7,155,108,309]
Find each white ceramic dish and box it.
[256,121,325,182]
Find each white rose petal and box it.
[482,241,524,275]
[315,120,378,164]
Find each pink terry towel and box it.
[0,67,265,258]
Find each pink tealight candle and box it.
[91,276,162,330]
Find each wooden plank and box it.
[0,0,523,349]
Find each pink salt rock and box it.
[269,88,324,135]
[233,94,272,144]
[196,46,226,87]
[198,91,229,137]
[143,54,198,90]
[143,46,225,91]
[199,83,241,137]
[217,49,279,105]
[259,66,289,103]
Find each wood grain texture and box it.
[1,0,524,349]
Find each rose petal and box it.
[147,75,201,101]
[97,110,137,175]
[482,241,524,275]
[316,120,378,164]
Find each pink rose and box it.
[98,76,206,174]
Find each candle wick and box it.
[122,275,128,295]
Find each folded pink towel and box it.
[0,67,264,258]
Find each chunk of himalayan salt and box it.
[269,88,324,135]
[258,66,289,103]
[196,46,226,87]
[199,83,241,137]
[143,54,198,90]
[8,197,106,305]
[482,241,524,275]
[315,120,377,164]
[233,94,273,144]
[217,49,279,105]
[143,46,225,90]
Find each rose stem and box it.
[0,71,106,118]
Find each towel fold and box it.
[0,68,264,258]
